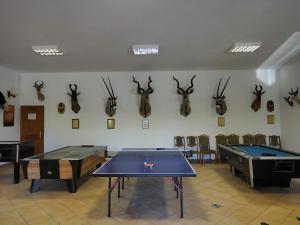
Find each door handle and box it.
[39,131,42,138]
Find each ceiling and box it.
[0,0,300,73]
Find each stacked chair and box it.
[269,135,281,148]
[227,134,239,145]
[215,134,227,162]
[186,136,199,161]
[242,134,255,145]
[198,135,217,164]
[254,134,266,145]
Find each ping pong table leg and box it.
[179,177,183,218]
[122,177,125,190]
[118,177,121,198]
[173,177,179,198]
[108,177,112,217]
[13,162,20,184]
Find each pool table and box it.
[21,146,107,193]
[218,144,300,187]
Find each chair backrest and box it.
[269,135,281,148]
[255,134,266,145]
[227,134,239,145]
[187,136,197,147]
[198,135,210,151]
[215,134,227,146]
[243,134,255,145]
[174,136,185,148]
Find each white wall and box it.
[20,70,281,152]
[0,66,20,141]
[279,53,300,152]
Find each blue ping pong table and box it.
[92,148,196,218]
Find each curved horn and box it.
[102,76,113,98]
[147,76,153,92]
[219,76,230,97]
[133,76,145,94]
[108,77,115,98]
[173,76,185,93]
[186,75,196,93]
[216,78,222,98]
[33,81,38,88]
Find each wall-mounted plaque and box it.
[107,119,115,129]
[142,119,149,129]
[218,117,225,127]
[267,115,275,124]
[72,119,80,129]
[3,105,14,126]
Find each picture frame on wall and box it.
[72,119,80,129]
[107,119,115,129]
[142,119,149,129]
[3,105,14,127]
[218,117,225,127]
[267,115,275,124]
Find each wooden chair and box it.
[215,134,227,162]
[174,136,185,149]
[269,135,281,148]
[227,134,239,145]
[255,134,266,145]
[198,135,216,164]
[174,136,191,158]
[186,136,199,161]
[242,134,255,145]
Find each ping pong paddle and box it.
[144,162,154,168]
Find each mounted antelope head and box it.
[67,84,81,113]
[173,75,196,117]
[133,76,154,118]
[101,76,117,117]
[33,81,45,101]
[213,77,230,115]
[251,85,265,112]
[0,91,8,111]
[289,87,300,105]
[283,96,294,107]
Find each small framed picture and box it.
[3,105,14,127]
[107,119,115,129]
[72,119,80,129]
[267,115,275,124]
[218,117,225,127]
[142,119,149,129]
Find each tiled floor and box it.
[0,163,299,225]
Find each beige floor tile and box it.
[0,162,300,225]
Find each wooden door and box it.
[20,106,44,155]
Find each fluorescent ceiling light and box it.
[229,42,262,53]
[132,45,159,55]
[32,45,64,56]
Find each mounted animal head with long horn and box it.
[101,76,117,117]
[213,76,230,115]
[173,75,196,117]
[251,85,265,112]
[283,96,294,107]
[33,81,45,101]
[0,91,8,111]
[133,76,154,118]
[67,84,81,113]
[289,87,300,105]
